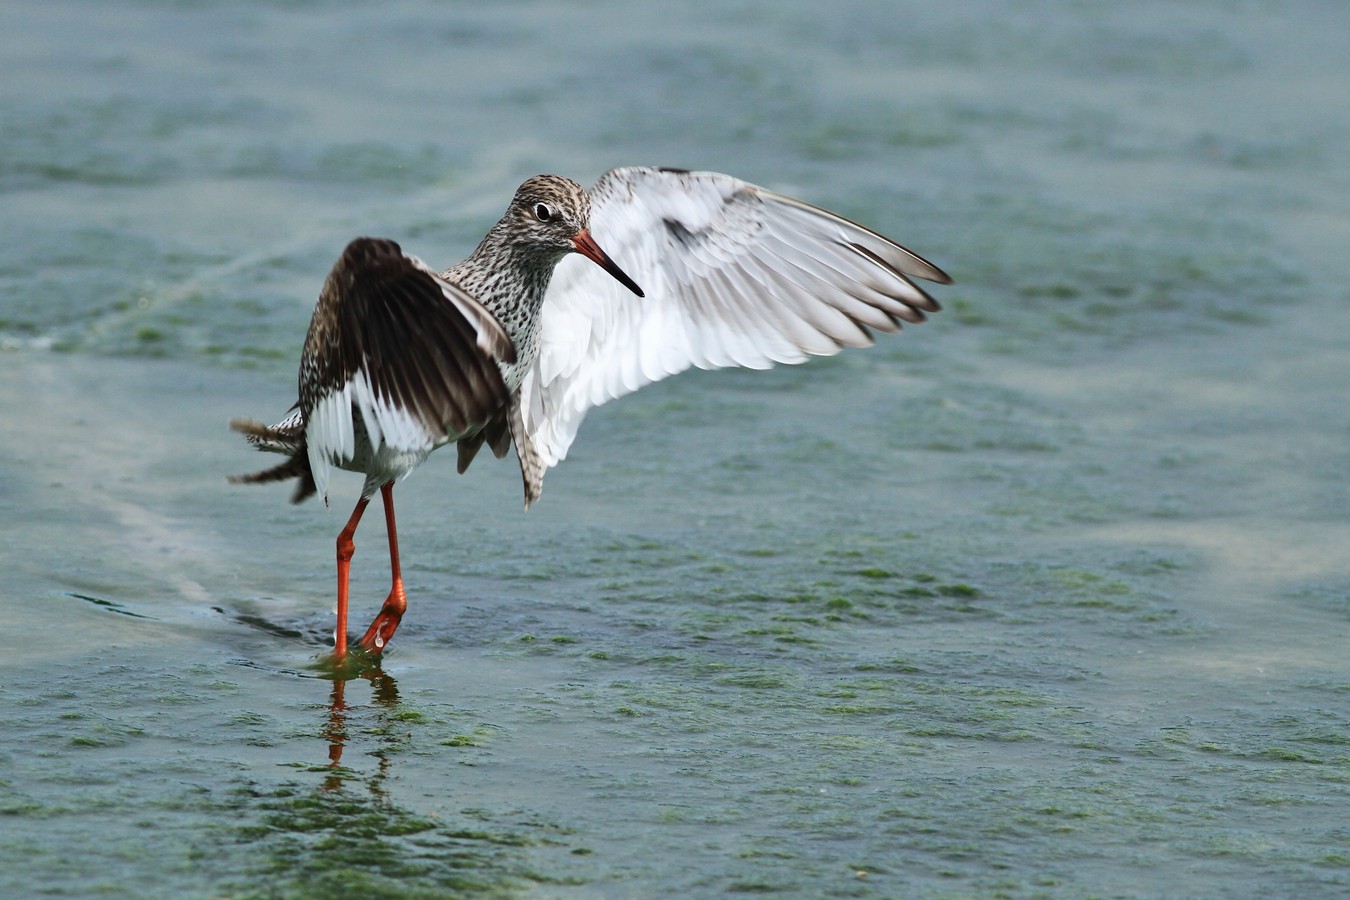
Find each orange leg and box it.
[334,495,372,658]
[357,482,407,654]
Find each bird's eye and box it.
[532,203,554,222]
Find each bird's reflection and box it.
[227,655,536,890]
[321,664,402,793]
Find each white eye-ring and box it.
[533,202,554,222]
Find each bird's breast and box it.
[494,317,543,395]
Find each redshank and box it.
[231,167,950,659]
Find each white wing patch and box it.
[306,373,446,501]
[305,384,352,502]
[521,167,948,474]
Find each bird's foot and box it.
[356,588,406,654]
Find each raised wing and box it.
[301,237,516,500]
[519,166,950,477]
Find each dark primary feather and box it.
[303,238,516,442]
[231,237,518,502]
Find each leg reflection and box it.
[321,667,402,793]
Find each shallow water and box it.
[3,1,1348,896]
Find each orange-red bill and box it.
[573,230,644,297]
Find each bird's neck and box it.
[445,226,562,330]
[443,224,566,391]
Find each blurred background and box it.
[2,1,1347,896]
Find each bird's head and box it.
[510,175,644,297]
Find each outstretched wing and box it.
[300,237,516,499]
[518,166,950,476]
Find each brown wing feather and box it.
[302,237,516,445]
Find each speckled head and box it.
[507,174,644,298]
[506,175,593,256]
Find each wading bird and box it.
[231,167,949,659]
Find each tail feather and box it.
[229,416,317,504]
[230,414,304,454]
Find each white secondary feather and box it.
[305,386,350,502]
[520,166,947,470]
